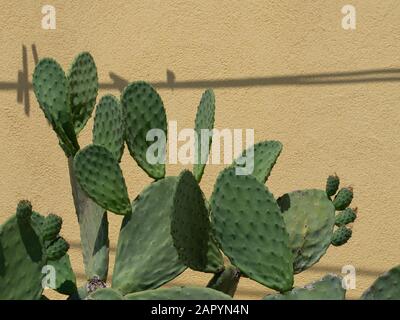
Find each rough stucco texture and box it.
[1,0,400,299]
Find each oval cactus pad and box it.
[73,144,131,215]
[125,287,232,300]
[277,189,335,273]
[210,168,293,292]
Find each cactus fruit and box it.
[234,140,283,183]
[33,58,79,156]
[278,189,336,274]
[46,236,70,260]
[326,174,340,197]
[210,167,293,292]
[331,226,352,246]
[361,265,400,300]
[16,199,32,222]
[193,89,216,182]
[93,95,124,162]
[121,81,167,180]
[333,187,353,210]
[112,177,186,294]
[207,266,241,297]
[263,274,346,300]
[74,144,131,215]
[42,213,63,241]
[335,207,357,226]
[124,287,232,300]
[171,170,223,273]
[67,52,98,134]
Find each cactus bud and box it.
[42,214,63,241]
[335,207,357,226]
[326,174,340,197]
[333,187,353,210]
[331,226,352,246]
[86,276,107,294]
[16,200,32,222]
[46,236,69,260]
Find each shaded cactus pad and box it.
[125,287,232,300]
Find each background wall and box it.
[1,0,400,299]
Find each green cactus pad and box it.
[333,187,353,210]
[125,287,232,300]
[331,226,352,246]
[93,95,125,162]
[0,214,45,299]
[277,189,336,274]
[47,254,77,295]
[335,207,357,226]
[87,288,124,300]
[112,177,186,294]
[361,265,400,300]
[234,140,282,184]
[33,58,79,156]
[326,174,340,197]
[42,213,62,241]
[46,236,69,261]
[171,170,222,273]
[264,274,346,300]
[210,168,293,292]
[67,52,98,134]
[121,81,167,179]
[207,266,241,297]
[193,89,216,182]
[73,144,131,215]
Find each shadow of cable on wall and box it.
[2,45,400,117]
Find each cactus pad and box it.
[0,211,45,299]
[42,213,62,241]
[47,254,77,295]
[331,226,352,246]
[333,187,353,210]
[361,265,400,300]
[46,236,69,261]
[121,81,167,179]
[67,52,98,133]
[277,189,336,274]
[112,177,186,294]
[207,266,241,297]
[125,287,232,300]
[33,58,79,155]
[210,168,293,292]
[93,95,124,162]
[171,170,223,272]
[193,89,216,182]
[87,288,124,300]
[234,140,282,183]
[264,274,346,300]
[74,144,131,215]
[335,208,357,226]
[326,174,340,197]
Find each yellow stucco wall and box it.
[1,1,400,299]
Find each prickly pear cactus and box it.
[326,174,340,197]
[234,140,282,183]
[264,274,346,300]
[87,288,123,300]
[331,226,352,246]
[93,95,124,162]
[193,89,216,182]
[112,177,186,294]
[210,167,294,292]
[277,189,336,274]
[335,208,357,226]
[171,170,223,273]
[207,266,241,297]
[361,265,400,300]
[67,52,98,134]
[121,81,167,180]
[46,237,70,261]
[0,201,46,299]
[42,214,63,242]
[125,287,232,300]
[74,144,131,215]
